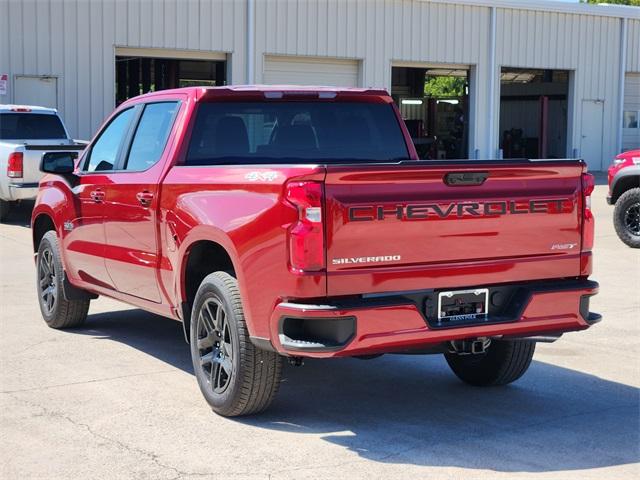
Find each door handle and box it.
[136,191,154,207]
[89,190,105,203]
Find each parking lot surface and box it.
[1,177,638,480]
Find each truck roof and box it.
[123,85,391,105]
[0,104,59,114]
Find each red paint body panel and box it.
[270,283,597,358]
[323,163,584,296]
[32,86,599,358]
[608,149,640,190]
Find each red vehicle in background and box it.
[31,86,600,416]
[607,149,640,248]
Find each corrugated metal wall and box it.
[253,0,491,156]
[628,19,640,73]
[0,0,245,140]
[496,8,623,165]
[1,0,638,166]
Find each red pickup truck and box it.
[32,86,600,416]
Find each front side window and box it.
[185,101,409,165]
[84,108,135,172]
[124,102,179,171]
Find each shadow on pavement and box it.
[1,200,34,227]
[78,307,639,474]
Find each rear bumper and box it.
[262,279,600,357]
[3,182,39,201]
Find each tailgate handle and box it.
[444,172,488,186]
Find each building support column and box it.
[487,6,497,159]
[246,0,255,84]
[617,17,628,154]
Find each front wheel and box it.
[190,271,282,417]
[445,339,535,386]
[36,231,90,328]
[613,187,640,248]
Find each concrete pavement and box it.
[0,178,638,479]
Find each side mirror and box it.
[40,151,78,175]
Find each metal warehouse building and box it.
[1,0,639,170]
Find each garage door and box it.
[623,73,640,151]
[263,55,360,87]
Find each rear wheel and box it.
[0,200,10,222]
[445,339,535,386]
[613,187,640,248]
[190,271,282,416]
[36,231,90,328]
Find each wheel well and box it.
[612,175,640,203]
[33,214,56,252]
[183,241,236,310]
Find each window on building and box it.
[115,56,226,106]
[391,66,470,159]
[623,111,639,129]
[499,68,569,159]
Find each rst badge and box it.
[551,243,577,250]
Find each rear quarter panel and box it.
[160,165,326,338]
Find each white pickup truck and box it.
[0,105,86,221]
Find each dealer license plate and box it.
[437,288,489,323]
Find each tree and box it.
[424,76,466,98]
[580,0,640,6]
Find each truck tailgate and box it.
[19,143,85,185]
[324,160,585,296]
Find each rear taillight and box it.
[581,172,595,252]
[7,152,23,178]
[286,181,325,272]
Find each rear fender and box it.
[176,226,249,329]
[31,180,75,269]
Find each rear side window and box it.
[185,102,408,165]
[124,102,179,171]
[0,113,67,140]
[84,108,135,172]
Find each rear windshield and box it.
[0,113,67,140]
[185,101,409,165]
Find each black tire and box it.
[613,187,640,248]
[0,200,9,222]
[36,231,90,328]
[190,271,282,417]
[445,339,535,386]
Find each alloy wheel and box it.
[38,248,57,315]
[624,202,640,236]
[196,297,234,394]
